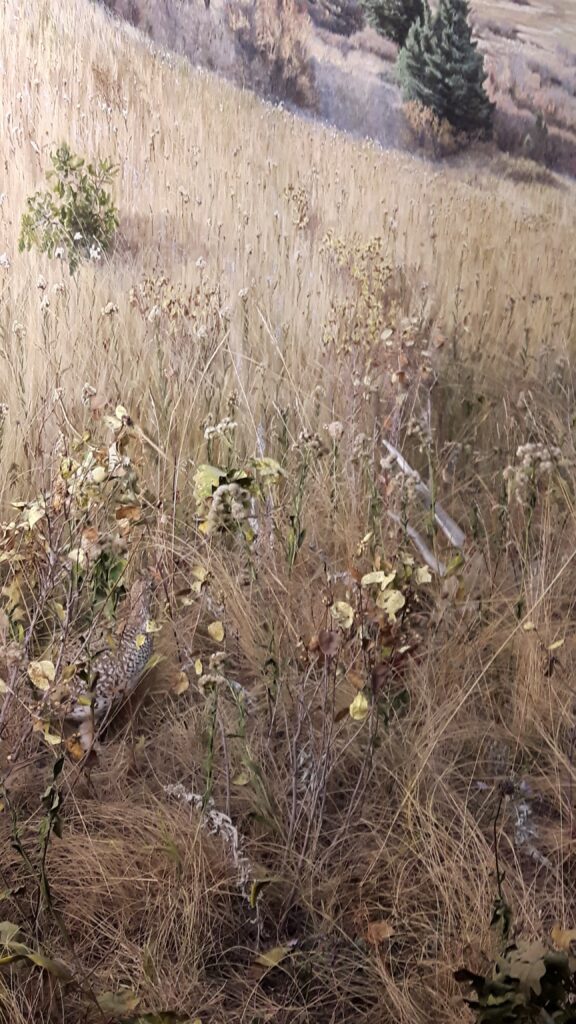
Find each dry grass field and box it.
[1,1,576,1022]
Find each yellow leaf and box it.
[135,633,146,648]
[414,565,432,584]
[349,691,369,721]
[25,503,46,529]
[53,601,66,623]
[549,639,565,651]
[376,589,405,621]
[144,618,161,634]
[96,989,139,1015]
[522,621,536,632]
[551,924,576,950]
[332,600,354,630]
[28,660,56,690]
[233,770,251,786]
[67,547,88,570]
[90,466,107,484]
[104,414,123,432]
[254,945,294,969]
[208,620,225,643]
[41,725,62,746]
[59,457,78,479]
[61,664,77,682]
[0,679,9,694]
[172,672,189,695]
[361,570,396,589]
[193,464,223,501]
[191,564,209,583]
[252,457,285,483]
[195,658,203,676]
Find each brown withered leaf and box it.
[348,669,365,691]
[371,663,388,693]
[115,505,142,523]
[366,919,395,945]
[318,630,340,657]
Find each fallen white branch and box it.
[387,512,447,576]
[382,439,466,550]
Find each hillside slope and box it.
[1,0,575,477]
[1,3,576,1024]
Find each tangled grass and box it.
[1,1,576,1023]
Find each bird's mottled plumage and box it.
[45,578,157,749]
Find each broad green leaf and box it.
[252,457,285,483]
[24,948,72,980]
[193,464,223,502]
[96,988,140,1015]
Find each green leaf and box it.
[96,989,140,1015]
[193,464,224,502]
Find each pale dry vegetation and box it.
[1,1,576,1023]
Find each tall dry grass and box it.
[1,2,576,1023]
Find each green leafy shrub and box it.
[456,940,576,1023]
[360,0,426,46]
[397,0,494,138]
[19,143,119,273]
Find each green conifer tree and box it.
[398,0,494,136]
[361,0,426,47]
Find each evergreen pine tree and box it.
[398,0,494,136]
[361,0,426,47]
